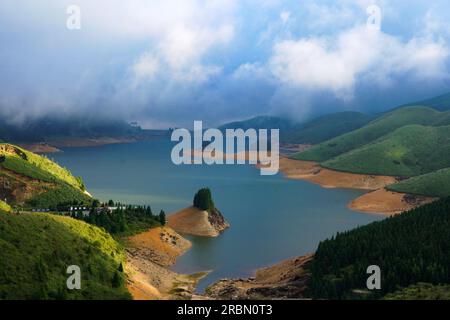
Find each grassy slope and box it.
[293,106,450,162]
[388,168,450,197]
[0,143,90,208]
[0,144,83,188]
[322,125,450,177]
[0,210,130,299]
[284,112,373,144]
[0,200,11,212]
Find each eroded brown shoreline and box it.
[278,157,436,216]
[125,226,208,300]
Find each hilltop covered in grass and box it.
[293,106,450,162]
[219,112,373,145]
[388,168,450,198]
[0,144,84,188]
[289,103,450,198]
[0,143,91,209]
[322,125,450,177]
[0,210,130,299]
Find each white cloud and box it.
[158,23,233,72]
[132,53,160,82]
[280,11,290,25]
[114,1,235,86]
[129,23,233,86]
[268,26,449,98]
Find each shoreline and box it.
[34,140,437,299]
[348,188,437,216]
[277,157,436,216]
[206,254,313,300]
[125,226,209,300]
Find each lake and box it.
[51,139,383,292]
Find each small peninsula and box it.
[168,188,230,237]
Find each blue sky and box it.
[1,0,450,128]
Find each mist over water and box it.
[51,139,382,292]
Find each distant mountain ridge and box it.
[219,112,374,145]
[219,115,295,132]
[401,92,450,111]
[0,116,148,143]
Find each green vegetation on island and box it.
[309,197,450,299]
[0,210,130,300]
[193,188,215,212]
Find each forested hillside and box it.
[309,197,450,299]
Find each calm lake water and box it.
[51,139,382,292]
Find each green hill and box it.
[284,111,373,144]
[321,125,450,177]
[388,168,450,198]
[293,106,450,162]
[309,197,450,299]
[0,210,130,299]
[402,92,450,111]
[0,143,91,209]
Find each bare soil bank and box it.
[349,189,437,216]
[125,227,208,300]
[206,254,313,300]
[279,157,398,190]
[278,157,437,215]
[167,206,230,237]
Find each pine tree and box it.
[159,210,166,226]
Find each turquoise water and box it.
[51,139,382,292]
